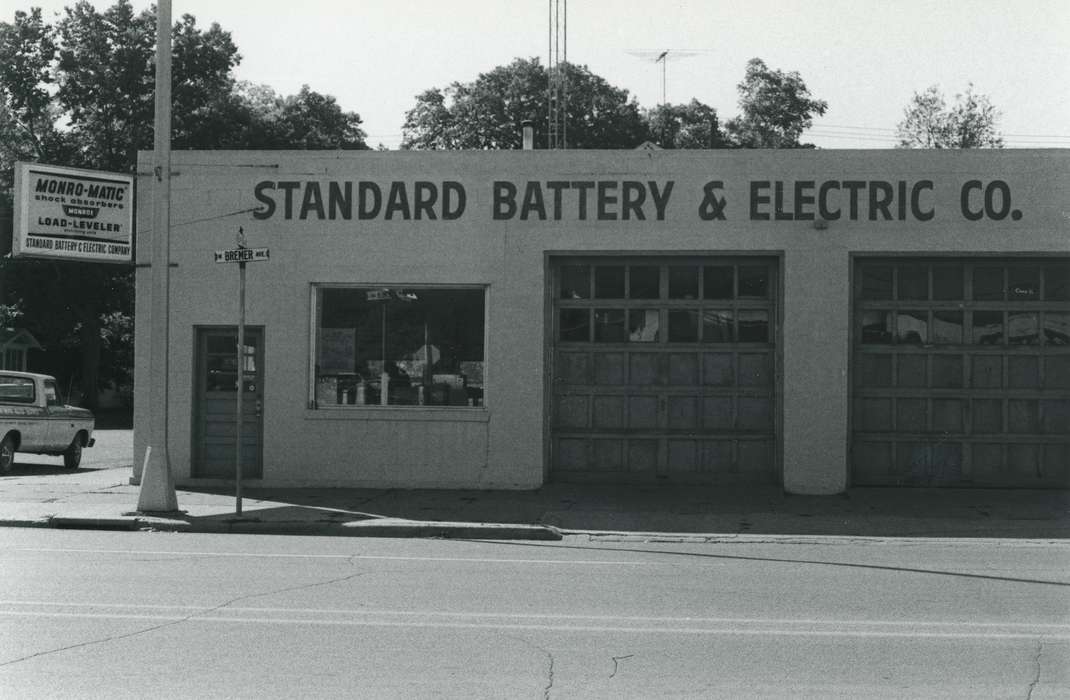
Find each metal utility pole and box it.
[137,0,178,512]
[547,0,567,149]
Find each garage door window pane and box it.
[896,311,928,344]
[739,266,769,298]
[702,310,734,343]
[594,309,627,342]
[861,265,893,300]
[560,265,589,299]
[1008,266,1040,301]
[668,310,699,341]
[629,266,660,299]
[628,309,660,342]
[933,311,963,344]
[898,264,928,300]
[972,311,1003,345]
[1045,264,1070,301]
[738,310,769,343]
[973,267,1004,301]
[668,266,699,299]
[595,266,625,299]
[862,311,893,344]
[1045,313,1070,346]
[1008,312,1039,345]
[932,265,964,301]
[703,266,733,299]
[560,309,590,341]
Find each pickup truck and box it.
[0,371,95,474]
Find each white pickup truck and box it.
[0,371,95,473]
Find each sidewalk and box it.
[1,456,1068,541]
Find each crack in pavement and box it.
[0,564,374,668]
[1025,640,1043,700]
[609,654,633,678]
[504,635,555,698]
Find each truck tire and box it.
[63,436,83,470]
[0,435,15,475]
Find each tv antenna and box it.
[548,0,568,148]
[626,49,705,105]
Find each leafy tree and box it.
[401,58,647,150]
[0,1,367,408]
[644,99,726,149]
[724,58,828,148]
[896,84,1003,148]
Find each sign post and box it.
[215,229,269,514]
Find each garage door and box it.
[550,256,778,483]
[852,258,1070,487]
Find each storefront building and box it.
[132,149,1069,493]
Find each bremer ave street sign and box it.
[214,247,270,263]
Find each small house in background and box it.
[0,328,42,372]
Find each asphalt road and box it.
[2,529,1068,698]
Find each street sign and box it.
[214,247,269,263]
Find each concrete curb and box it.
[38,514,563,540]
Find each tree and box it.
[0,1,368,408]
[401,58,647,150]
[724,58,828,148]
[896,84,1003,149]
[644,100,726,149]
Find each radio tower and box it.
[547,0,567,149]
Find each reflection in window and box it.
[932,265,964,300]
[668,309,699,342]
[739,266,769,298]
[973,267,1004,301]
[560,309,590,342]
[1008,266,1040,301]
[629,266,660,299]
[898,265,928,300]
[972,311,1003,344]
[1045,312,1070,345]
[703,266,733,299]
[932,311,963,344]
[668,266,699,299]
[861,266,893,300]
[861,310,894,344]
[896,310,928,344]
[737,310,769,342]
[702,310,734,343]
[628,309,660,342]
[315,287,486,407]
[1008,311,1039,345]
[594,309,627,342]
[594,266,625,298]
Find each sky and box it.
[7,0,1070,150]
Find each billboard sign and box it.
[13,162,133,263]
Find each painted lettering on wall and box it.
[250,178,1023,222]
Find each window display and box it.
[314,286,485,407]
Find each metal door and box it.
[193,327,264,478]
[550,256,778,483]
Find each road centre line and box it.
[4,600,1068,631]
[3,609,1067,640]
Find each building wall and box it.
[133,149,1070,493]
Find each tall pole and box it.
[235,259,245,514]
[138,0,178,512]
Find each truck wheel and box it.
[63,437,83,470]
[0,435,15,475]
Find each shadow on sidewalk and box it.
[177,483,1070,539]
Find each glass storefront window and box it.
[315,286,485,407]
[560,265,589,299]
[703,266,733,299]
[594,309,627,342]
[629,266,660,299]
[668,266,699,299]
[628,309,660,342]
[594,266,625,298]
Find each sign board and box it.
[214,247,270,263]
[12,162,134,263]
